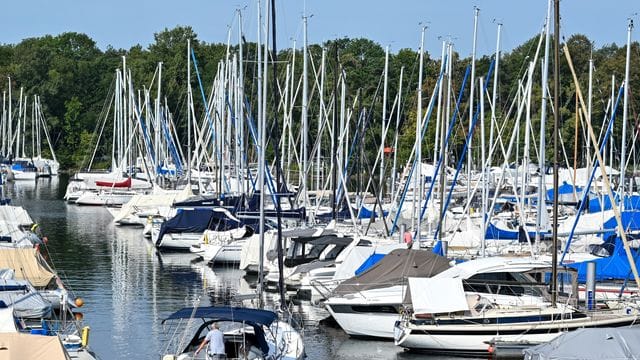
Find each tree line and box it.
[0,26,638,177]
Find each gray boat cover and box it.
[332,249,451,295]
[523,327,640,360]
[0,279,52,319]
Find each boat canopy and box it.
[523,327,640,360]
[163,306,278,355]
[163,306,277,326]
[0,248,56,288]
[156,209,242,245]
[333,249,451,295]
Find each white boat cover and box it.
[0,249,56,288]
[0,332,69,360]
[112,186,192,223]
[0,279,52,319]
[524,327,640,360]
[0,307,17,333]
[0,206,34,227]
[408,277,468,314]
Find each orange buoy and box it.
[75,298,85,308]
[74,312,84,321]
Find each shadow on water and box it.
[4,175,475,360]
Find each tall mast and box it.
[480,77,486,257]
[433,40,446,167]
[551,0,560,307]
[156,62,162,179]
[620,19,633,202]
[238,8,246,195]
[7,78,11,159]
[490,22,502,158]
[187,39,192,186]
[316,47,326,204]
[16,87,23,158]
[586,54,593,188]
[467,7,479,204]
[257,0,266,307]
[301,13,309,223]
[391,67,404,202]
[536,0,552,246]
[2,91,5,157]
[380,45,390,198]
[332,43,339,220]
[414,26,426,236]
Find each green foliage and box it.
[0,27,638,178]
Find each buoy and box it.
[81,326,90,347]
[75,298,85,308]
[74,312,84,321]
[42,236,48,244]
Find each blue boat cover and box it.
[568,238,640,282]
[588,194,640,213]
[600,211,640,241]
[163,306,278,354]
[354,253,386,275]
[356,206,389,219]
[156,209,241,245]
[163,306,277,325]
[546,181,583,202]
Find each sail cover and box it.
[0,249,56,288]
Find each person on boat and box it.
[194,322,226,359]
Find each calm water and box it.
[5,177,451,360]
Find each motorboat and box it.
[323,249,451,339]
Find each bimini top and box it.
[163,306,277,326]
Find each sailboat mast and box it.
[7,78,11,159]
[536,0,552,245]
[187,39,192,186]
[301,14,309,223]
[620,19,633,202]
[380,45,389,198]
[480,77,486,257]
[268,0,287,311]
[414,26,426,237]
[332,43,339,220]
[317,47,326,205]
[489,22,502,151]
[468,7,479,204]
[391,67,403,203]
[257,0,266,307]
[551,0,560,307]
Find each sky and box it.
[1,1,639,57]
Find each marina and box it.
[1,0,640,359]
